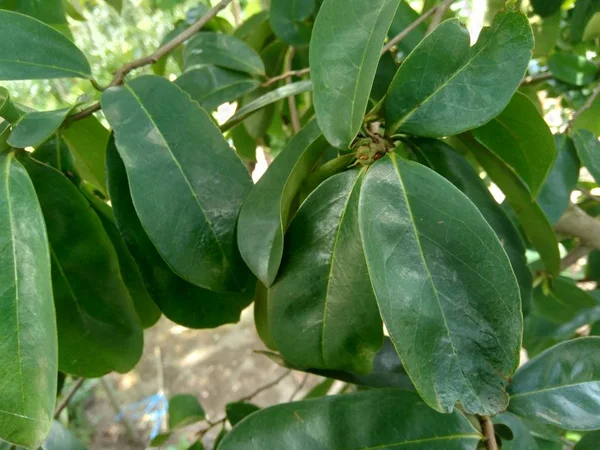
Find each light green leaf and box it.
[8,107,74,149]
[184,32,265,76]
[175,66,259,112]
[270,169,383,374]
[359,153,522,415]
[102,75,252,292]
[0,10,91,80]
[572,129,600,185]
[548,53,599,86]
[570,0,600,42]
[385,11,533,137]
[303,378,335,399]
[0,87,25,123]
[0,152,57,450]
[533,277,598,325]
[106,136,255,328]
[18,154,143,377]
[225,402,260,426]
[532,12,561,58]
[168,394,205,429]
[583,12,600,40]
[270,0,313,46]
[234,11,273,51]
[311,0,399,148]
[509,337,600,430]
[103,0,123,13]
[219,390,482,449]
[237,121,331,286]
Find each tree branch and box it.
[54,378,85,419]
[237,370,292,403]
[426,0,455,34]
[561,246,592,271]
[478,416,498,450]
[284,48,301,134]
[262,68,311,87]
[382,3,444,54]
[556,204,600,250]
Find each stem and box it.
[561,246,591,271]
[289,373,309,401]
[426,0,455,34]
[262,67,311,87]
[231,0,242,26]
[479,416,498,450]
[556,204,600,250]
[382,2,444,54]
[520,72,552,86]
[54,378,85,419]
[579,185,600,203]
[237,370,291,403]
[285,47,301,134]
[568,81,600,130]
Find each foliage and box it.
[2,0,600,449]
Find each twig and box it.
[426,0,455,34]
[579,185,600,203]
[520,72,553,87]
[262,67,311,87]
[237,370,292,403]
[478,416,498,450]
[231,0,242,26]
[54,378,85,419]
[289,373,309,401]
[556,204,600,250]
[382,3,443,53]
[284,48,301,133]
[198,416,227,438]
[568,81,600,130]
[67,0,234,123]
[561,246,592,270]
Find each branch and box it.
[382,3,441,54]
[262,67,311,87]
[561,246,592,271]
[237,370,292,403]
[54,378,85,419]
[478,416,498,450]
[520,72,553,87]
[426,0,455,34]
[579,185,600,203]
[555,204,600,250]
[289,373,309,401]
[285,48,301,134]
[568,81,600,130]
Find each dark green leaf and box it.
[8,107,74,149]
[103,0,123,13]
[303,378,334,399]
[359,153,521,415]
[586,251,600,283]
[0,10,91,80]
[385,11,533,137]
[18,154,143,377]
[219,390,482,449]
[471,92,556,196]
[537,134,580,226]
[387,1,427,56]
[532,12,561,58]
[186,441,205,450]
[509,337,600,430]
[234,11,273,51]
[548,53,599,86]
[184,32,265,76]
[106,136,255,328]
[175,66,259,112]
[572,129,600,185]
[152,22,188,76]
[230,125,257,162]
[370,52,397,103]
[531,0,563,17]
[0,0,69,30]
[42,421,86,450]
[570,0,600,42]
[102,75,252,292]
[270,0,313,46]
[311,0,399,148]
[494,412,540,450]
[254,282,277,350]
[238,121,330,286]
[168,394,205,429]
[225,402,260,426]
[270,169,383,373]
[533,277,598,324]
[0,152,56,450]
[576,430,600,449]
[149,433,171,447]
[0,87,25,124]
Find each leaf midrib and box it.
[510,380,600,399]
[365,433,482,449]
[0,57,89,78]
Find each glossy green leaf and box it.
[359,153,521,415]
[370,52,397,103]
[509,337,600,430]
[531,0,563,17]
[234,11,273,51]
[168,394,205,429]
[311,0,399,148]
[152,22,188,76]
[18,154,143,377]
[222,80,313,133]
[388,1,427,56]
[62,116,109,195]
[106,136,255,328]
[471,92,556,196]
[0,152,56,450]
[409,138,533,314]
[549,53,599,86]
[533,277,598,324]
[572,129,600,185]
[468,136,561,276]
[102,75,252,292]
[270,0,313,46]
[219,389,482,449]
[8,107,74,149]
[0,0,69,33]
[225,402,260,426]
[586,251,600,283]
[573,94,600,135]
[583,11,600,40]
[537,134,580,226]
[303,378,335,399]
[238,121,330,286]
[254,282,276,350]
[270,169,383,373]
[385,11,533,137]
[494,412,540,450]
[0,87,25,124]
[570,0,600,42]
[184,32,265,76]
[175,66,259,112]
[230,124,256,162]
[0,10,91,80]
[576,430,600,449]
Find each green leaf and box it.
[184,32,265,76]
[537,134,580,226]
[359,153,522,415]
[175,66,259,112]
[149,433,171,447]
[152,22,188,76]
[548,53,599,86]
[370,52,397,104]
[234,11,273,51]
[493,412,541,450]
[570,0,600,42]
[409,138,533,314]
[311,0,399,148]
[168,394,205,429]
[103,0,123,13]
[18,154,143,377]
[471,92,556,196]
[270,0,313,46]
[583,11,600,40]
[270,169,383,374]
[572,129,600,185]
[7,107,75,149]
[253,282,277,350]
[531,0,563,17]
[533,277,598,324]
[62,116,109,195]
[219,389,482,449]
[532,12,561,58]
[388,1,427,56]
[385,11,533,137]
[222,81,312,133]
[106,136,255,328]
[576,431,600,449]
[303,378,334,399]
[508,337,600,430]
[0,0,69,32]
[0,87,25,124]
[0,10,91,80]
[0,152,56,450]
[230,125,257,162]
[468,135,561,276]
[102,75,252,292]
[237,121,330,286]
[586,251,600,283]
[225,402,260,426]
[42,421,86,450]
